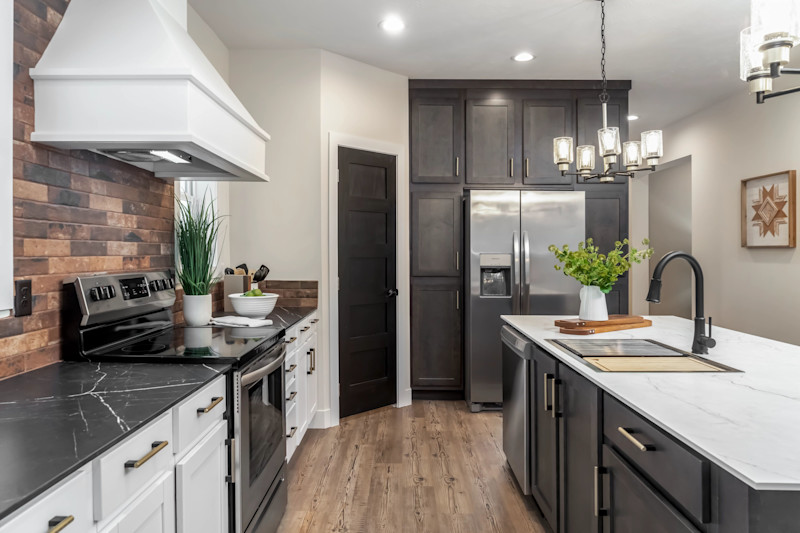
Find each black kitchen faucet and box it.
[646,251,716,354]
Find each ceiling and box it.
[189,0,752,132]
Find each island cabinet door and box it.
[601,445,700,533]
[557,364,601,533]
[175,421,228,533]
[530,346,559,531]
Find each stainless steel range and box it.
[62,270,288,533]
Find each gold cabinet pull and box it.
[300,326,311,332]
[525,158,530,177]
[48,516,75,533]
[543,374,553,412]
[197,396,223,414]
[310,348,316,373]
[284,336,298,345]
[227,437,236,484]
[617,427,653,452]
[287,426,297,438]
[310,319,319,324]
[455,156,460,176]
[510,158,514,177]
[125,441,168,469]
[286,364,297,373]
[287,391,297,401]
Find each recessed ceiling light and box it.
[627,114,639,121]
[379,15,405,34]
[513,52,535,62]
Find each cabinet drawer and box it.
[0,468,93,533]
[602,444,700,533]
[173,376,226,456]
[283,330,300,354]
[94,412,174,521]
[603,394,709,523]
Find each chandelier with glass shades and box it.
[740,0,800,103]
[552,0,663,183]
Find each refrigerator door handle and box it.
[512,231,521,314]
[522,231,531,314]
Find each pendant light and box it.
[552,0,663,182]
[740,0,800,103]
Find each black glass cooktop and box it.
[91,324,283,365]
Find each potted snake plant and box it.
[175,193,223,327]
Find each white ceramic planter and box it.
[579,285,609,321]
[183,294,212,327]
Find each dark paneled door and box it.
[338,147,397,418]
[466,98,515,184]
[410,97,464,183]
[523,99,575,185]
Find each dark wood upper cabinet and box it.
[410,97,464,184]
[523,99,575,186]
[410,278,462,390]
[580,185,629,314]
[577,96,629,184]
[411,191,462,277]
[466,98,515,184]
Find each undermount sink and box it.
[549,339,741,373]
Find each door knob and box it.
[385,289,399,298]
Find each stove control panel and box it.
[68,270,177,327]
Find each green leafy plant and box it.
[548,238,654,293]
[175,192,223,296]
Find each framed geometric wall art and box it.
[741,170,796,248]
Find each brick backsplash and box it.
[0,0,177,380]
[259,280,318,308]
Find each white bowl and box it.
[228,293,279,319]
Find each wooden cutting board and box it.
[584,356,724,372]
[559,319,653,335]
[555,315,647,328]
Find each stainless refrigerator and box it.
[465,190,585,412]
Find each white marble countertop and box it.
[501,315,800,491]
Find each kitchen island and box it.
[502,314,800,533]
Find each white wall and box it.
[319,51,410,424]
[0,0,12,315]
[631,90,800,344]
[227,49,323,280]
[187,6,233,273]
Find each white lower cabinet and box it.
[285,312,321,462]
[175,421,228,533]
[98,471,175,533]
[0,467,95,533]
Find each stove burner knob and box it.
[108,285,116,298]
[167,278,174,288]
[100,286,110,300]
[89,287,100,301]
[149,280,158,292]
[157,279,166,290]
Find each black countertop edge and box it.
[0,361,231,522]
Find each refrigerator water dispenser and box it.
[480,254,511,297]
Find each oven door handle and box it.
[241,346,286,386]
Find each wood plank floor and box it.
[278,400,549,533]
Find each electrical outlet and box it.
[14,280,32,317]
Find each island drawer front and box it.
[93,411,174,521]
[173,375,227,456]
[603,394,709,524]
[0,468,94,533]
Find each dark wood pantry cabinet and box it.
[409,80,631,396]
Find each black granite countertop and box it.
[264,306,317,329]
[0,361,230,521]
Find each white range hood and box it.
[29,0,270,182]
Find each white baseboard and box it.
[397,387,412,408]
[309,408,334,429]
